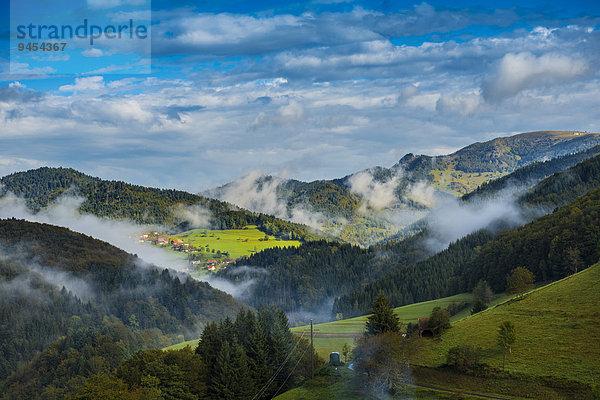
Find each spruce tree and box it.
[365,292,400,336]
[209,339,254,400]
[209,340,234,399]
[247,325,271,398]
[195,321,221,368]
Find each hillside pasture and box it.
[291,293,478,358]
[170,225,301,261]
[417,263,600,385]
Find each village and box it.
[137,231,237,272]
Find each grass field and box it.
[280,265,600,399]
[290,293,482,358]
[417,262,600,385]
[274,367,485,400]
[170,225,301,261]
[165,293,479,353]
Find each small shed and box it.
[329,352,341,366]
[418,317,434,337]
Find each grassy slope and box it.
[430,164,504,195]
[290,293,481,358]
[164,293,478,352]
[428,131,600,195]
[170,225,301,260]
[274,367,483,400]
[277,266,600,399]
[417,262,600,385]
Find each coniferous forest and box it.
[1,138,600,399]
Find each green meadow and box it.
[291,293,480,358]
[417,262,600,385]
[280,265,600,399]
[170,225,301,260]
[166,292,478,353]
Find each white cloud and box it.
[425,190,526,251]
[59,76,106,92]
[1,12,600,191]
[82,48,108,58]
[483,52,589,100]
[348,170,402,211]
[436,92,483,116]
[9,63,55,75]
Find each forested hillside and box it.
[0,167,319,241]
[391,130,600,194]
[2,307,316,400]
[217,233,430,319]
[0,219,242,382]
[462,144,600,202]
[278,179,361,218]
[334,183,600,316]
[333,230,496,317]
[208,131,600,247]
[520,153,600,209]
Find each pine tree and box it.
[195,321,221,368]
[247,326,271,399]
[229,340,254,398]
[365,292,400,337]
[209,340,234,399]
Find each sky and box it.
[0,0,599,192]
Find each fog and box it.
[208,170,336,230]
[210,169,437,240]
[0,246,95,303]
[286,297,336,326]
[174,203,213,229]
[348,170,402,212]
[424,187,527,251]
[0,191,255,297]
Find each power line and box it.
[251,329,308,400]
[271,337,311,399]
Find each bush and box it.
[428,307,451,335]
[446,344,482,373]
[506,267,535,294]
[446,301,468,316]
[471,298,487,315]
[472,280,494,303]
[406,322,418,338]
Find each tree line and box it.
[0,219,242,381]
[335,184,600,316]
[217,233,429,319]
[0,167,319,242]
[1,307,317,400]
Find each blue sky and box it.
[0,0,599,191]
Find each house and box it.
[418,317,433,337]
[171,239,184,245]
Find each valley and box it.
[1,130,600,399]
[3,1,600,398]
[141,225,301,272]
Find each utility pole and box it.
[310,319,314,379]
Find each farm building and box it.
[418,317,434,337]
